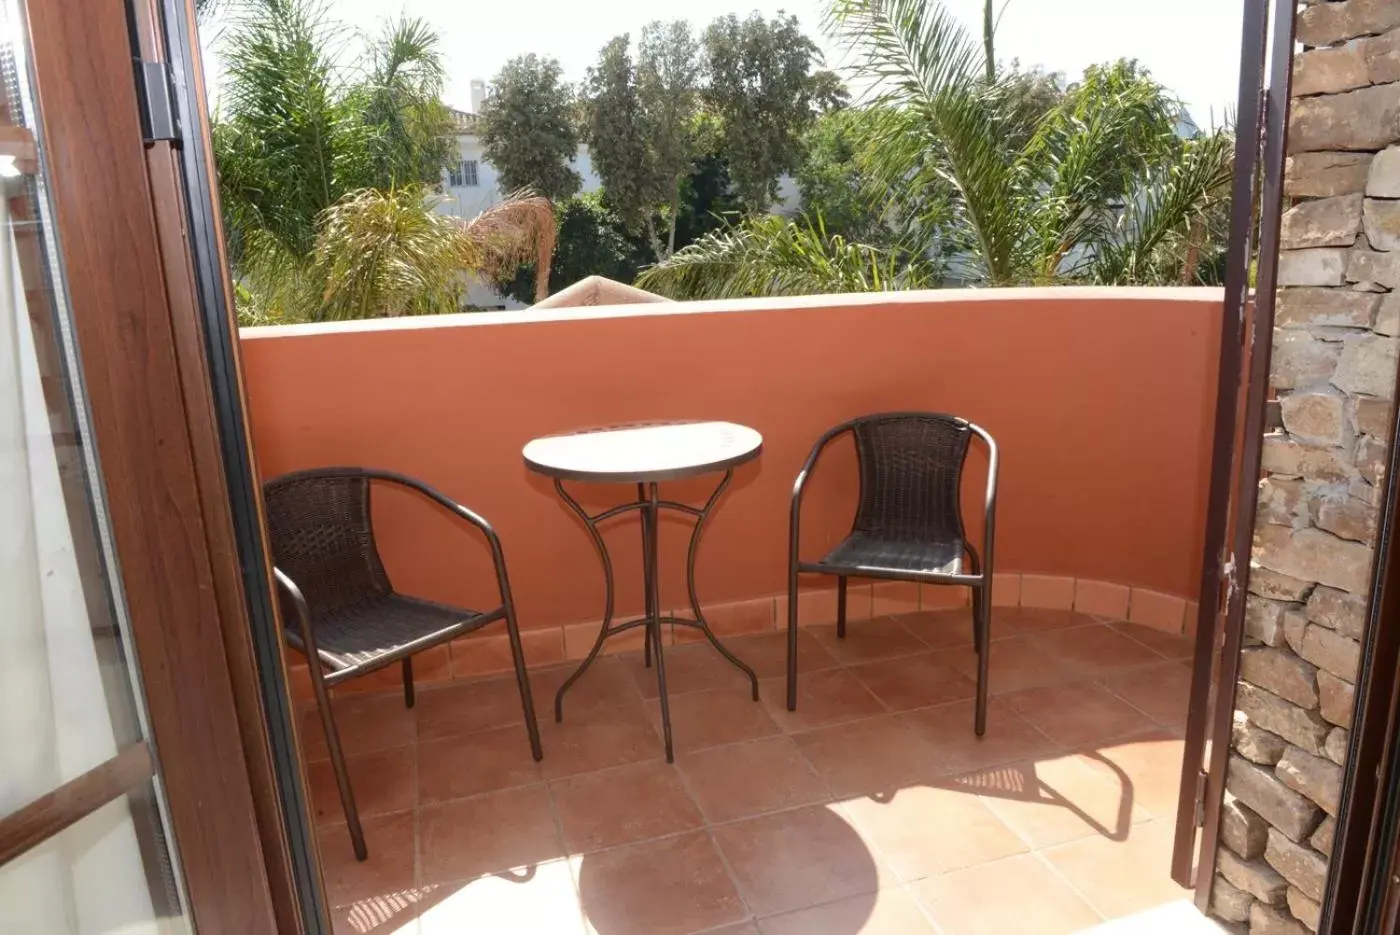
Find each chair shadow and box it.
[331,865,546,934]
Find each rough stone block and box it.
[1290,152,1373,198]
[1278,247,1351,286]
[1378,293,1400,336]
[1235,712,1290,766]
[1297,0,1400,47]
[1300,624,1362,680]
[1283,194,1364,248]
[1245,594,1290,648]
[1307,585,1367,638]
[1270,331,1344,388]
[1277,747,1343,816]
[1313,494,1378,543]
[1318,670,1356,727]
[1349,243,1400,287]
[1237,683,1332,757]
[1311,816,1337,857]
[1364,25,1400,84]
[1260,436,1355,482]
[1364,197,1400,250]
[1265,829,1328,901]
[1333,334,1400,396]
[1277,287,1379,329]
[1326,727,1350,765]
[1369,145,1400,197]
[1351,475,1384,506]
[1226,754,1325,841]
[1294,42,1371,96]
[1218,846,1288,905]
[1258,476,1308,525]
[1289,887,1322,932]
[1255,525,1374,594]
[1285,609,1311,656]
[1281,391,1348,446]
[1353,396,1393,436]
[1356,433,1389,484]
[1241,648,1320,708]
[1250,900,1312,935]
[1223,795,1272,859]
[1211,875,1254,923]
[1249,567,1314,603]
[1290,84,1400,154]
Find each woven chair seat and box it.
[819,531,966,576]
[299,594,488,671]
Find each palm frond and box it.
[824,0,982,109]
[458,191,558,301]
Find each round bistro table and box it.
[522,421,763,762]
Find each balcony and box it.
[240,287,1228,934]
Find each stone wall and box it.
[1211,2,1400,932]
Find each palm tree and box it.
[640,0,1232,299]
[213,0,553,322]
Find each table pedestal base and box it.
[552,473,760,762]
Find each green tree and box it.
[701,13,823,211]
[501,193,644,304]
[795,108,889,242]
[479,54,581,201]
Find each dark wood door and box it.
[0,0,283,930]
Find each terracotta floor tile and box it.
[967,753,1150,848]
[317,810,416,907]
[418,726,543,804]
[1077,730,1187,821]
[679,736,829,823]
[645,687,779,753]
[847,651,978,713]
[995,607,1101,637]
[712,804,892,917]
[1041,819,1190,920]
[301,693,416,761]
[1108,622,1195,660]
[574,831,746,935]
[1030,625,1166,676]
[531,655,642,720]
[551,761,702,853]
[705,925,761,935]
[897,609,978,650]
[1099,662,1192,729]
[1004,682,1156,748]
[911,854,1102,935]
[759,668,885,733]
[725,629,840,680]
[538,699,665,779]
[899,699,1060,776]
[419,785,563,884]
[793,716,940,797]
[618,643,752,698]
[416,676,528,742]
[809,618,929,664]
[759,886,938,934]
[841,786,1028,881]
[415,859,587,934]
[308,747,415,826]
[944,637,1075,695]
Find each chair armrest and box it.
[970,425,999,582]
[790,424,855,562]
[272,566,322,661]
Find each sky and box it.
[200,0,1247,126]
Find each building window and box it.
[448,160,479,188]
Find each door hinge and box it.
[134,59,179,145]
[1194,768,1209,827]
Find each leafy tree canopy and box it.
[480,54,582,202]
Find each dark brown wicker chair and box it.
[264,467,542,861]
[786,413,999,734]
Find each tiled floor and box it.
[301,607,1198,935]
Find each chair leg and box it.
[787,573,800,712]
[402,657,415,709]
[836,576,848,639]
[970,585,985,655]
[503,606,544,762]
[974,583,990,736]
[312,678,367,860]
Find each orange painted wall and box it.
[239,288,1223,633]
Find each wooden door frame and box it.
[18,0,284,929]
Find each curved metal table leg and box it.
[680,470,760,700]
[551,479,619,722]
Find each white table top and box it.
[522,421,763,482]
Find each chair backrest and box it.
[262,471,393,620]
[849,413,974,543]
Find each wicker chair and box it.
[787,413,999,734]
[264,468,542,860]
